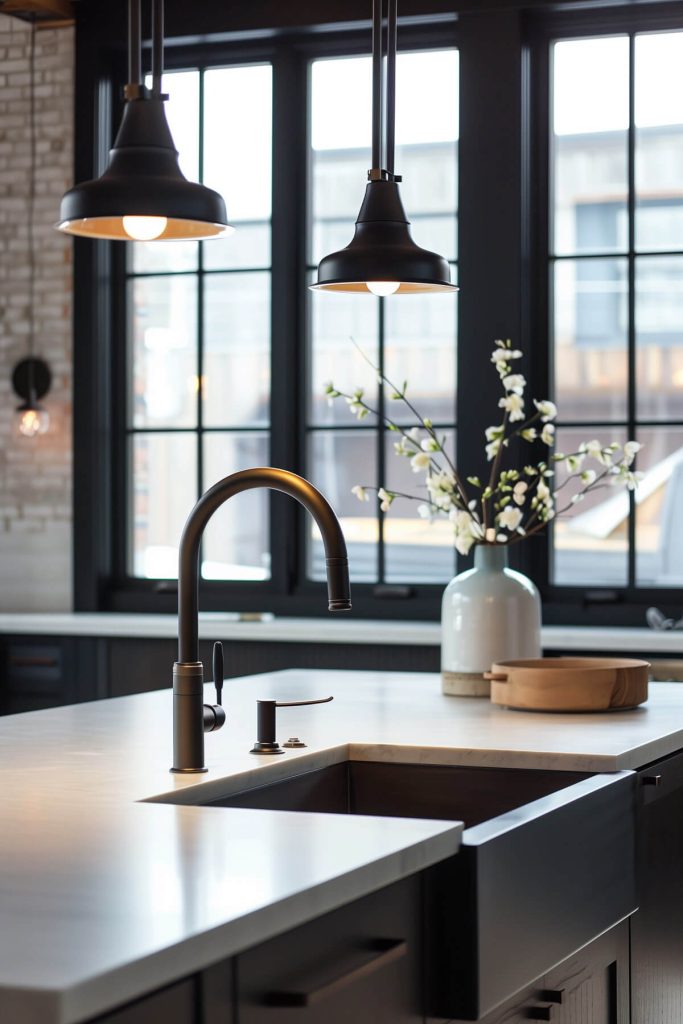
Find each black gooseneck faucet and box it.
[171,468,352,773]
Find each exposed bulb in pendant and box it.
[17,405,49,438]
[366,281,400,297]
[122,215,168,241]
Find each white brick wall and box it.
[0,17,73,611]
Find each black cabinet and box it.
[631,748,683,1024]
[0,635,102,714]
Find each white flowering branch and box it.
[325,338,643,556]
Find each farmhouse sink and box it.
[165,758,637,1019]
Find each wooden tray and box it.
[485,657,650,712]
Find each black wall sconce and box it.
[12,357,51,437]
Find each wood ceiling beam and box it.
[0,0,74,26]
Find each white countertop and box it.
[3,669,683,1023]
[0,611,681,654]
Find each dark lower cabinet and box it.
[447,922,629,1024]
[631,748,683,1024]
[232,875,423,1024]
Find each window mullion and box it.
[627,32,636,591]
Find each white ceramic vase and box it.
[441,544,542,697]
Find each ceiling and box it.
[0,0,74,27]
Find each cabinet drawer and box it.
[6,643,62,694]
[233,875,422,1024]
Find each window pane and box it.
[203,223,271,271]
[551,426,628,587]
[204,64,272,237]
[553,258,628,421]
[202,433,270,580]
[636,427,683,586]
[310,49,458,264]
[129,276,198,428]
[129,433,197,578]
[384,429,456,583]
[384,287,457,425]
[552,37,629,256]
[308,431,377,582]
[131,71,200,274]
[308,285,379,426]
[636,256,683,420]
[635,32,683,252]
[203,272,271,428]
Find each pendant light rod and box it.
[371,0,383,172]
[151,0,163,97]
[128,0,141,88]
[385,0,397,177]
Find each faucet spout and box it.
[171,467,351,773]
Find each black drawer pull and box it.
[642,774,662,787]
[540,989,564,1004]
[264,938,407,1007]
[527,1007,554,1021]
[9,655,59,669]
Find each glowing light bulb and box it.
[17,406,49,438]
[122,216,168,241]
[366,281,400,297]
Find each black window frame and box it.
[73,0,683,626]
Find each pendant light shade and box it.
[311,0,456,295]
[57,0,232,242]
[310,179,454,294]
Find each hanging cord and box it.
[371,0,383,174]
[128,0,141,87]
[151,0,164,97]
[385,0,397,177]
[27,21,37,400]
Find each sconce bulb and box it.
[366,281,400,297]
[122,216,168,241]
[17,407,49,438]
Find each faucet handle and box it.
[212,641,224,706]
[274,696,333,709]
[251,696,334,755]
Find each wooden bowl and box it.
[485,657,650,712]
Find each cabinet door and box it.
[631,750,683,1024]
[447,923,628,1024]
[235,876,422,1024]
[542,922,629,1024]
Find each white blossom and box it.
[540,423,555,446]
[449,510,479,556]
[410,451,431,473]
[485,424,504,442]
[580,469,597,486]
[513,481,528,505]
[491,347,522,365]
[623,441,642,466]
[351,485,368,502]
[533,399,558,422]
[498,505,523,531]
[520,427,537,442]
[417,503,432,520]
[499,393,525,422]
[503,374,526,395]
[486,438,501,461]
[377,487,393,512]
[420,437,440,452]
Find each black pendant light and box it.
[13,24,50,439]
[57,0,232,242]
[311,0,456,295]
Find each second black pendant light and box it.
[57,0,232,242]
[311,0,456,295]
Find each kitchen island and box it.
[1,669,682,1023]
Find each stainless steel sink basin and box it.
[167,757,637,1019]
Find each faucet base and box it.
[250,741,285,755]
[169,766,209,774]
